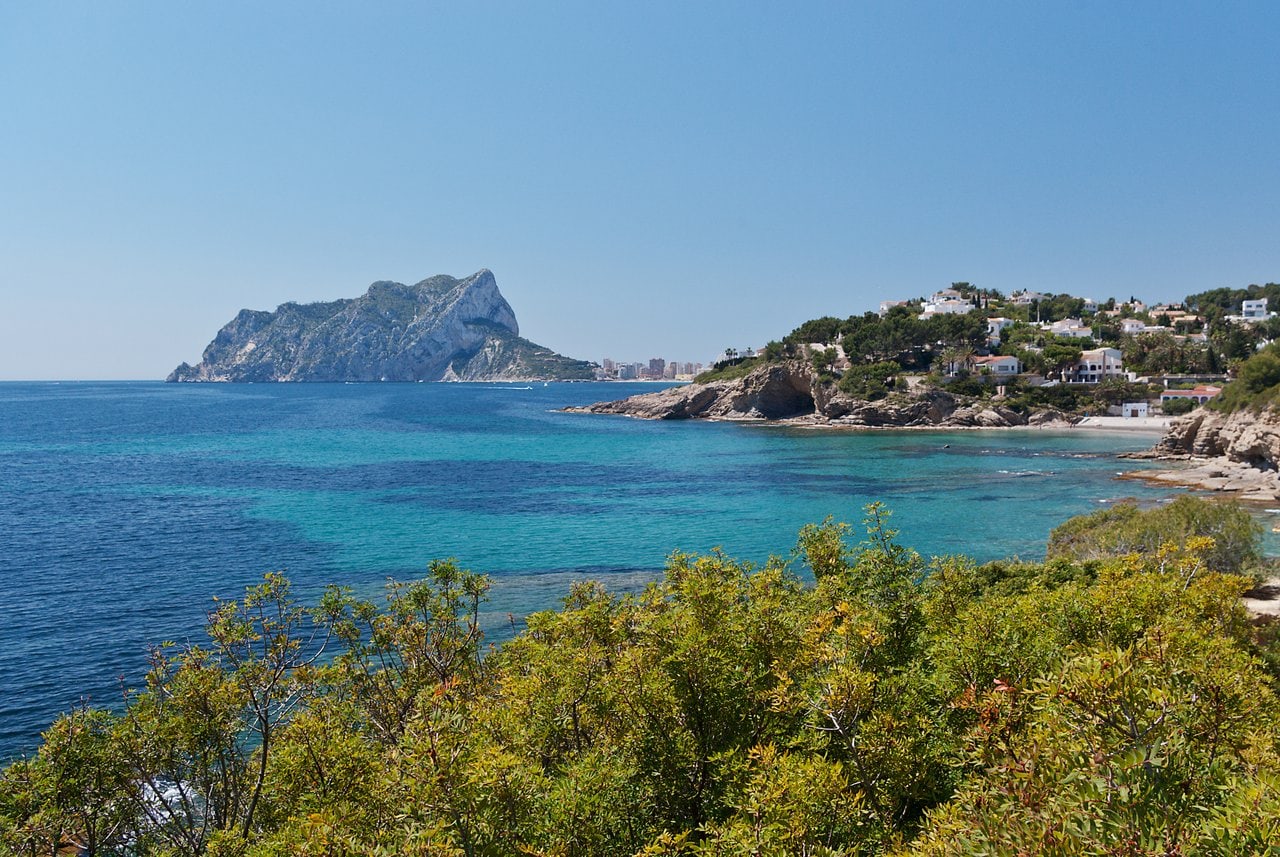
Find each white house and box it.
[879,300,908,316]
[987,317,1015,343]
[1082,298,1099,313]
[1119,318,1148,335]
[971,355,1022,375]
[1120,402,1149,418]
[1011,290,1049,306]
[1045,318,1093,339]
[920,289,975,318]
[1242,298,1272,320]
[1066,347,1129,383]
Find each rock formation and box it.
[568,361,1071,428]
[168,270,593,382]
[1150,407,1280,469]
[1119,406,1280,501]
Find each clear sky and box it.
[2,1,1278,379]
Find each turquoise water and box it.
[0,381,1181,758]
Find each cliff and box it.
[1151,407,1280,469]
[168,270,594,382]
[568,361,1070,428]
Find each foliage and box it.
[1091,379,1159,409]
[1001,381,1091,415]
[1161,395,1199,416]
[1046,494,1263,575]
[1122,331,1210,376]
[1186,282,1280,316]
[5,503,1280,856]
[836,361,901,400]
[1213,342,1280,413]
[777,307,989,373]
[694,356,763,384]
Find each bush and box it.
[1161,395,1199,416]
[694,356,762,383]
[837,361,900,399]
[1046,495,1263,575]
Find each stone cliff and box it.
[568,361,1070,428]
[1151,407,1280,469]
[168,270,593,382]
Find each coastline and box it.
[1118,456,1280,504]
[583,410,1174,435]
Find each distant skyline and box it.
[2,2,1278,379]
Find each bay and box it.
[0,380,1185,758]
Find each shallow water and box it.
[0,381,1183,757]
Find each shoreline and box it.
[571,409,1172,435]
[1118,455,1280,504]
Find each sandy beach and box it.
[1071,415,1174,432]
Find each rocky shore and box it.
[1121,406,1280,502]
[565,361,1073,429]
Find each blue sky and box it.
[2,1,1278,379]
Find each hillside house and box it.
[1160,385,1222,406]
[919,289,975,318]
[986,317,1015,344]
[1240,298,1274,322]
[971,355,1022,376]
[1045,318,1092,339]
[1065,347,1129,384]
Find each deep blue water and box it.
[1,381,1184,758]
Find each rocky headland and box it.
[1122,406,1280,502]
[168,270,593,383]
[566,360,1073,429]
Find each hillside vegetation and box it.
[3,498,1279,855]
[1210,342,1280,414]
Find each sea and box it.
[0,380,1197,759]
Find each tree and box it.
[1042,342,1082,379]
[0,706,134,857]
[111,572,338,854]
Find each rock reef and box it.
[168,270,593,382]
[567,361,1072,429]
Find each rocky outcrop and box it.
[568,361,1069,428]
[574,362,821,420]
[168,270,594,382]
[1150,407,1280,469]
[1123,406,1280,501]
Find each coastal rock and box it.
[1128,405,1280,500]
[168,270,593,382]
[569,362,1049,429]
[576,362,819,420]
[1153,407,1280,470]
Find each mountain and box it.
[167,270,594,382]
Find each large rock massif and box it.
[168,270,593,382]
[569,361,1069,428]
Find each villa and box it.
[1160,385,1223,405]
[1065,347,1130,384]
[1227,298,1276,324]
[1045,318,1092,339]
[919,289,975,318]
[970,354,1022,375]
